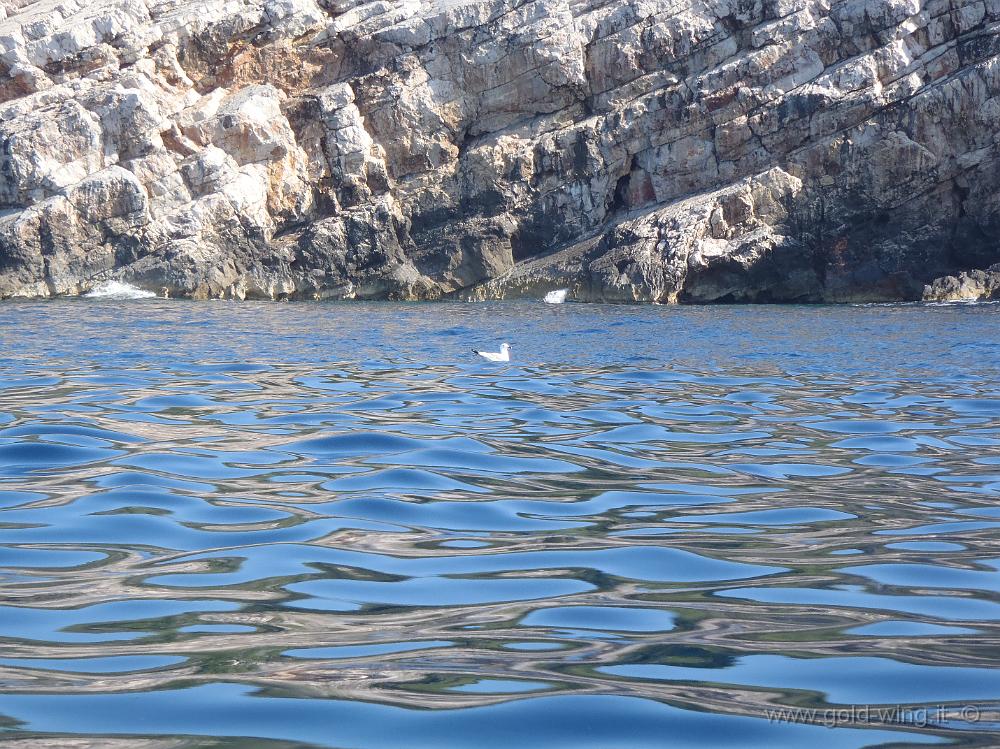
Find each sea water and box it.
[0,299,997,748]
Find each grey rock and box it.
[0,0,997,301]
[923,264,1000,301]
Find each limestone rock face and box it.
[0,0,998,301]
[923,264,1000,301]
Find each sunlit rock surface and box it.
[0,0,998,301]
[923,263,1000,301]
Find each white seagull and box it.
[473,342,511,362]
[544,288,569,304]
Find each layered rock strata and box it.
[0,0,998,301]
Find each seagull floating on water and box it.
[473,343,511,362]
[544,288,569,304]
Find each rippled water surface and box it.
[1,300,998,748]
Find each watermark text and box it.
[765,704,982,728]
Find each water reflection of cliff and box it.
[1,302,999,746]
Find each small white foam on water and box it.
[544,288,569,304]
[84,281,157,300]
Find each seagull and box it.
[473,342,511,362]
[544,288,569,304]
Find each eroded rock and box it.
[923,265,1000,302]
[0,0,997,301]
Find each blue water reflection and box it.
[0,299,997,746]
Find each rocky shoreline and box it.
[1,0,998,303]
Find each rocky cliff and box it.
[1,0,998,302]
